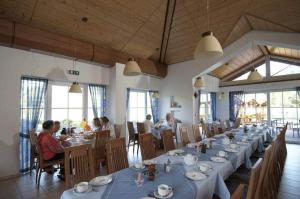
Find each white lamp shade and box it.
[69,82,82,93]
[151,92,160,98]
[123,58,142,76]
[194,77,204,88]
[194,31,223,61]
[247,70,263,81]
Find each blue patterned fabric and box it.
[229,91,244,122]
[88,84,106,117]
[149,91,160,123]
[20,76,48,173]
[210,92,217,121]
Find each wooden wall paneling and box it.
[0,19,14,45]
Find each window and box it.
[270,60,300,76]
[51,85,83,128]
[128,90,152,122]
[233,63,266,81]
[199,93,212,121]
[270,90,299,124]
[238,92,268,123]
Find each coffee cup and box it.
[158,184,172,196]
[218,151,226,157]
[75,182,89,193]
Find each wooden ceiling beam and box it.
[0,18,167,78]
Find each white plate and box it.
[131,164,146,170]
[73,184,93,194]
[185,171,207,181]
[153,190,173,199]
[143,159,158,165]
[210,156,227,163]
[224,148,239,153]
[89,175,112,186]
[168,149,184,156]
[198,163,213,173]
[236,141,249,145]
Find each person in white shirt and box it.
[100,116,115,138]
[144,114,155,133]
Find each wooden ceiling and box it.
[0,0,300,65]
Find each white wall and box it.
[159,64,219,141]
[217,80,300,120]
[0,46,110,178]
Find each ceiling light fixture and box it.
[194,0,223,61]
[194,77,204,88]
[247,41,262,81]
[69,82,82,93]
[123,58,142,76]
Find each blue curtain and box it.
[210,92,217,121]
[20,76,48,173]
[126,88,131,122]
[149,91,160,123]
[297,87,300,99]
[88,84,106,117]
[195,90,201,124]
[229,91,244,122]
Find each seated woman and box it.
[92,117,102,132]
[144,114,155,133]
[100,116,115,138]
[162,113,175,128]
[38,120,65,179]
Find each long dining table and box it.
[60,126,269,199]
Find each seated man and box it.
[52,121,61,136]
[38,120,65,180]
[144,114,155,133]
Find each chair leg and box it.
[37,168,42,189]
[35,164,39,184]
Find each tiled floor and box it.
[0,144,299,199]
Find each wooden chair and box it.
[35,134,64,188]
[202,123,213,138]
[139,133,156,160]
[64,144,95,188]
[137,122,146,134]
[114,124,122,138]
[231,184,245,199]
[234,118,241,128]
[179,127,190,146]
[29,130,39,176]
[161,129,176,152]
[106,138,129,174]
[246,158,263,199]
[127,121,138,152]
[192,124,202,142]
[211,123,219,135]
[255,145,272,199]
[94,130,110,173]
[220,121,227,133]
[226,120,232,130]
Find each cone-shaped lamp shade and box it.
[247,69,262,81]
[69,82,82,93]
[194,77,204,88]
[194,31,223,61]
[151,92,160,98]
[123,58,142,76]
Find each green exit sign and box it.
[68,70,80,76]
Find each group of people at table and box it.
[37,113,175,181]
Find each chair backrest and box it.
[139,133,156,160]
[202,123,213,138]
[246,158,263,199]
[231,184,245,199]
[220,121,226,132]
[94,130,110,161]
[114,124,122,138]
[161,129,176,152]
[106,138,129,174]
[180,127,190,146]
[127,121,135,140]
[137,122,146,134]
[29,130,38,153]
[226,120,231,130]
[64,144,95,188]
[255,145,272,199]
[192,124,202,142]
[212,123,219,135]
[234,118,241,128]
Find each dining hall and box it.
[0,0,300,198]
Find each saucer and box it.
[153,190,173,199]
[185,171,207,181]
[73,184,93,194]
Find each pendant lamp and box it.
[123,58,142,76]
[194,77,204,88]
[69,82,82,93]
[247,69,262,81]
[194,31,223,61]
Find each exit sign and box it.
[68,70,80,76]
